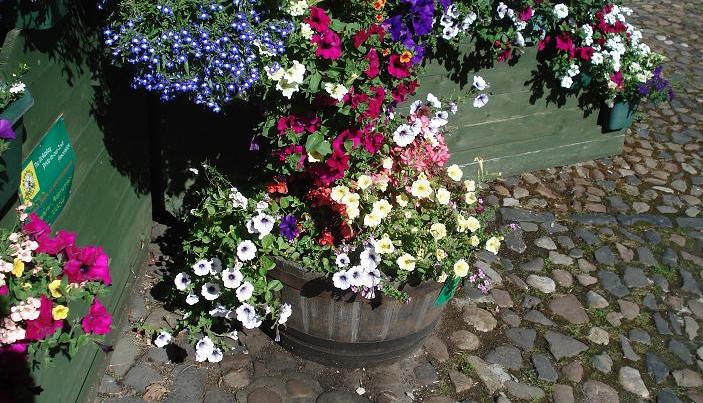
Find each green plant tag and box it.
[435,275,461,306]
[19,116,75,224]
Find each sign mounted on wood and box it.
[19,116,75,224]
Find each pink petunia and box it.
[36,230,77,255]
[518,7,533,22]
[305,7,330,32]
[311,29,342,60]
[63,245,112,285]
[24,295,63,341]
[610,71,624,89]
[555,33,574,54]
[22,213,50,238]
[388,55,410,78]
[82,298,112,335]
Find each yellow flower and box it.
[447,164,463,181]
[400,50,413,63]
[396,253,416,271]
[469,235,480,247]
[464,179,476,192]
[52,305,69,320]
[341,192,360,208]
[11,258,24,278]
[356,175,373,190]
[331,185,349,202]
[372,199,392,217]
[453,259,470,277]
[435,188,451,205]
[465,192,477,205]
[48,279,62,298]
[410,178,433,199]
[430,223,447,240]
[374,235,395,254]
[485,236,502,255]
[363,211,382,227]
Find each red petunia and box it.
[353,29,369,48]
[388,54,410,78]
[610,71,624,89]
[578,46,594,61]
[538,35,551,52]
[369,23,385,41]
[317,230,335,246]
[555,33,574,53]
[305,6,330,32]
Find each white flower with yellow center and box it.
[435,249,447,261]
[437,272,449,283]
[356,175,373,190]
[411,177,433,199]
[375,176,389,192]
[485,236,501,255]
[341,192,360,208]
[430,223,447,240]
[435,188,451,205]
[363,211,382,227]
[382,157,394,170]
[372,199,392,217]
[300,22,314,39]
[396,194,409,207]
[453,259,470,277]
[464,216,481,233]
[396,253,416,271]
[464,180,476,192]
[374,235,395,254]
[447,164,463,181]
[469,235,480,246]
[286,0,308,16]
[465,192,477,205]
[331,185,349,202]
[346,205,360,221]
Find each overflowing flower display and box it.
[0,204,113,365]
[0,64,28,148]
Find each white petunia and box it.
[396,253,416,271]
[332,269,352,290]
[286,0,308,16]
[473,93,489,108]
[393,124,417,147]
[236,281,255,302]
[442,25,460,40]
[278,303,292,324]
[346,265,368,287]
[560,76,573,88]
[426,93,441,108]
[154,331,172,348]
[194,336,215,362]
[335,253,351,267]
[324,82,349,102]
[567,64,580,77]
[174,272,191,291]
[446,4,459,18]
[209,305,231,318]
[462,12,477,30]
[9,82,25,94]
[591,52,604,65]
[447,164,463,181]
[222,267,244,289]
[436,188,451,205]
[235,303,262,329]
[192,259,212,276]
[359,248,380,269]
[201,282,221,301]
[237,240,257,261]
[515,31,525,47]
[252,212,276,238]
[553,3,568,19]
[230,188,248,208]
[496,2,508,18]
[300,22,314,39]
[440,14,455,27]
[186,293,199,305]
[208,348,224,363]
[210,257,223,274]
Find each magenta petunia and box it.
[63,245,112,285]
[388,55,410,78]
[0,285,8,296]
[555,33,574,54]
[578,46,594,61]
[36,230,77,255]
[305,6,330,32]
[364,48,380,78]
[22,212,51,238]
[0,119,16,140]
[82,298,112,335]
[610,71,624,89]
[312,29,342,60]
[518,7,533,22]
[24,295,63,341]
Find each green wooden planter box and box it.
[418,45,626,179]
[0,90,33,211]
[603,100,637,131]
[1,0,71,30]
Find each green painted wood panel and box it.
[0,5,152,402]
[419,43,624,176]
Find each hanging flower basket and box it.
[1,0,70,31]
[0,90,33,210]
[603,100,637,131]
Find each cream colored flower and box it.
[375,176,389,192]
[397,253,416,271]
[396,194,409,207]
[411,178,433,199]
[346,205,360,220]
[286,0,308,16]
[341,192,360,208]
[469,235,480,246]
[374,235,395,254]
[363,211,382,227]
[447,164,463,181]
[453,259,470,277]
[300,22,314,39]
[465,192,477,205]
[357,175,373,190]
[382,157,394,170]
[372,199,392,217]
[331,186,349,202]
[435,249,447,261]
[485,236,501,255]
[464,179,476,192]
[465,216,481,233]
[435,188,451,205]
[437,272,448,283]
[430,223,447,240]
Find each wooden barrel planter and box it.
[270,259,447,367]
[418,43,626,179]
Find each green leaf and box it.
[308,72,322,92]
[305,133,332,156]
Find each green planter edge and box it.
[3,0,70,31]
[604,100,637,131]
[0,90,34,210]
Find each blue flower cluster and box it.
[386,0,452,64]
[105,0,294,112]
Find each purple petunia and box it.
[279,215,300,242]
[0,119,16,140]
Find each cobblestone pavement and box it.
[94,0,703,402]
